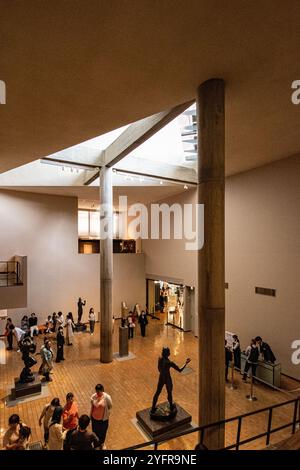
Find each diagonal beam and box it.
[84,169,100,186]
[104,100,195,167]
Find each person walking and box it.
[40,340,54,382]
[138,310,148,337]
[39,397,60,448]
[90,384,112,450]
[55,326,65,362]
[89,308,95,335]
[66,312,75,346]
[48,406,66,451]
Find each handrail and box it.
[122,396,300,451]
[0,261,23,287]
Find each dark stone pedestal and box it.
[11,372,42,400]
[119,326,129,357]
[136,402,192,439]
[74,324,87,332]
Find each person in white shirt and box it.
[89,308,95,335]
[56,312,64,329]
[9,325,25,347]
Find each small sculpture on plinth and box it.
[150,347,191,420]
[19,336,37,383]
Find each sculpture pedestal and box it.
[11,372,42,400]
[74,324,87,332]
[136,402,192,439]
[119,326,129,357]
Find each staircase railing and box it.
[122,396,300,451]
[0,261,23,287]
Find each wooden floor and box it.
[1,314,299,450]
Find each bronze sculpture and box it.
[19,336,37,383]
[150,347,191,419]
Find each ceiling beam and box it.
[103,100,195,167]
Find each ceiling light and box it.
[184,184,188,190]
[160,180,163,185]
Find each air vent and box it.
[255,287,276,297]
[225,282,229,289]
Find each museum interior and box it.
[0,1,300,452]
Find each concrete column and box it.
[197,79,225,449]
[100,166,113,363]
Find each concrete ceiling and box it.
[1,1,300,176]
[2,185,188,207]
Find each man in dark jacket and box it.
[77,297,86,324]
[69,415,100,450]
[255,336,276,363]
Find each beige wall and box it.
[0,256,27,309]
[225,155,300,379]
[0,190,145,326]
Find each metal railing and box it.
[0,261,22,287]
[122,396,300,451]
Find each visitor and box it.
[225,340,232,382]
[66,312,75,346]
[242,338,259,382]
[77,297,86,324]
[2,414,29,450]
[57,311,64,330]
[29,312,39,337]
[9,324,25,349]
[127,311,135,339]
[52,312,57,333]
[40,339,54,382]
[20,315,29,334]
[69,415,100,450]
[5,318,13,350]
[56,326,65,362]
[63,392,79,434]
[90,384,112,450]
[138,310,148,337]
[89,308,95,335]
[255,336,276,364]
[48,406,66,451]
[45,315,54,334]
[39,397,60,448]
[14,425,31,450]
[232,334,241,370]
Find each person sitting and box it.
[255,336,276,364]
[20,316,29,334]
[45,315,54,334]
[69,415,101,450]
[29,313,39,338]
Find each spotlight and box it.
[184,184,188,189]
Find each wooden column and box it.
[197,79,225,449]
[100,166,113,363]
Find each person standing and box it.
[242,338,259,382]
[232,334,241,370]
[66,313,75,346]
[255,336,276,364]
[89,308,95,335]
[138,310,148,337]
[38,397,60,448]
[69,415,100,450]
[56,312,64,331]
[29,313,39,338]
[5,318,13,350]
[9,324,25,350]
[56,326,65,362]
[3,414,26,450]
[127,311,135,339]
[62,392,79,449]
[48,407,66,451]
[225,340,233,382]
[77,297,86,324]
[40,340,54,382]
[90,384,112,450]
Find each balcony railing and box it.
[0,261,23,287]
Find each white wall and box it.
[0,190,145,326]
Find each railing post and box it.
[236,417,242,450]
[292,398,299,434]
[200,428,205,444]
[230,361,237,390]
[266,408,273,445]
[154,442,158,450]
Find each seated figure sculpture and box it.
[150,347,191,419]
[19,336,37,383]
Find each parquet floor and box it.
[0,315,299,450]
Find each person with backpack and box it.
[242,338,259,382]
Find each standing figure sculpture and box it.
[151,347,190,418]
[19,336,37,383]
[77,297,86,325]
